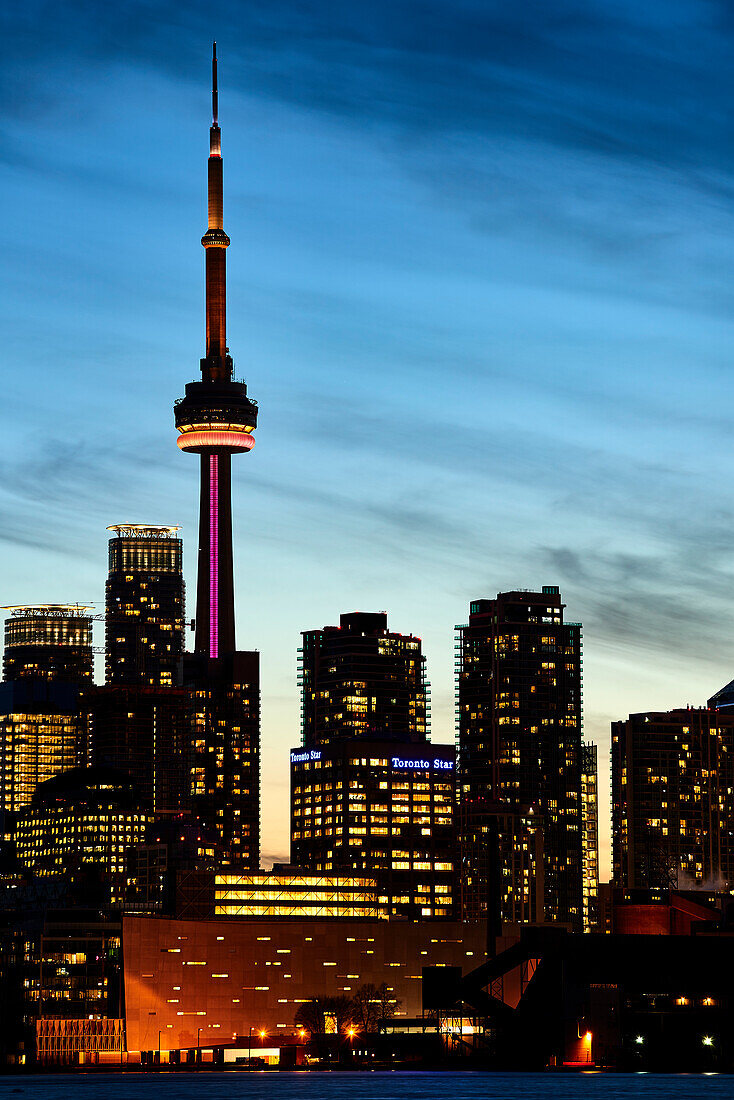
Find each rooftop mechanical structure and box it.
[174,44,258,659]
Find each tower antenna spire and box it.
[212,41,218,125]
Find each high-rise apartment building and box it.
[105,525,184,687]
[299,611,428,746]
[3,606,93,684]
[0,683,81,814]
[291,611,456,919]
[459,802,544,929]
[173,47,261,865]
[581,741,599,931]
[88,526,188,817]
[0,606,91,813]
[456,587,583,931]
[611,708,734,890]
[13,767,152,907]
[186,651,260,867]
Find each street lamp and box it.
[248,1026,266,1068]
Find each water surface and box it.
[0,1072,730,1100]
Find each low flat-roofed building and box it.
[214,870,386,919]
[122,915,487,1052]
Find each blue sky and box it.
[2,0,734,876]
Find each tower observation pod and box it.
[174,43,258,659]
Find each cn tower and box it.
[174,43,258,659]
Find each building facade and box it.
[0,606,91,814]
[85,685,189,816]
[184,651,260,867]
[122,914,487,1052]
[581,741,600,931]
[611,708,734,890]
[459,802,544,929]
[105,525,185,687]
[13,767,153,906]
[0,681,81,814]
[213,870,384,919]
[3,605,93,684]
[456,587,583,930]
[299,612,428,746]
[0,909,123,1066]
[291,742,456,919]
[124,820,218,915]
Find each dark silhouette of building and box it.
[105,525,184,687]
[124,819,217,914]
[611,707,734,890]
[291,611,456,918]
[0,908,123,1067]
[83,526,189,818]
[458,802,544,932]
[444,925,734,1070]
[581,741,600,931]
[173,46,261,866]
[85,684,189,816]
[604,887,724,935]
[456,587,583,931]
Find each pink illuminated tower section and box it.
[174,44,258,658]
[209,454,219,657]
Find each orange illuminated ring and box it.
[177,430,255,452]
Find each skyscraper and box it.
[87,525,188,815]
[0,606,91,813]
[2,605,93,684]
[456,587,583,931]
[173,47,260,864]
[299,611,428,747]
[611,708,734,890]
[105,525,184,687]
[291,612,456,919]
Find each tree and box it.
[294,995,355,1036]
[350,983,400,1033]
[294,999,328,1036]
